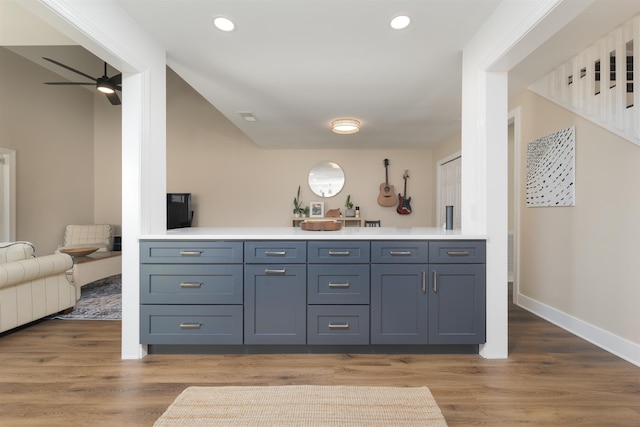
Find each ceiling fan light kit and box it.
[331,118,361,134]
[42,57,122,105]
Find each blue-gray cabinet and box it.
[307,241,370,345]
[428,241,486,344]
[244,242,307,344]
[139,241,244,345]
[371,240,486,345]
[140,238,486,351]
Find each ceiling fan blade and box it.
[108,73,122,85]
[44,82,95,85]
[42,57,97,82]
[105,91,121,105]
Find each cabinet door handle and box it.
[447,251,470,256]
[265,268,286,275]
[422,271,426,293]
[389,251,411,256]
[328,323,350,330]
[433,271,438,293]
[179,251,202,256]
[328,251,350,256]
[265,251,286,256]
[179,323,202,329]
[329,282,350,288]
[180,282,202,288]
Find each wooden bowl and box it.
[60,247,99,257]
[300,220,342,231]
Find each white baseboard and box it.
[516,293,640,367]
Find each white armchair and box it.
[58,225,121,299]
[60,224,115,252]
[0,241,75,333]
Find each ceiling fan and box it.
[42,57,122,105]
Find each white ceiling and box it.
[4,0,640,150]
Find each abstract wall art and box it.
[526,126,575,207]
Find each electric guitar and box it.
[377,159,397,207]
[397,170,412,215]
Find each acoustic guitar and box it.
[378,159,397,207]
[397,170,412,215]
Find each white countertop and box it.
[140,227,485,241]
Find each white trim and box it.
[516,293,640,367]
[31,0,167,359]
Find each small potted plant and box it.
[293,185,304,217]
[344,194,355,217]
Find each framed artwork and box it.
[526,126,575,207]
[309,201,325,218]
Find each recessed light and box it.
[238,111,257,122]
[213,16,235,32]
[390,15,411,30]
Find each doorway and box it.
[508,108,521,304]
[0,148,16,242]
[436,153,461,229]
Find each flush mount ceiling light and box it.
[331,118,361,134]
[390,15,411,30]
[213,16,235,31]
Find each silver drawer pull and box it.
[389,251,412,256]
[180,282,202,288]
[328,251,350,256]
[329,282,350,288]
[179,323,202,329]
[179,251,202,256]
[328,323,350,330]
[265,268,286,275]
[447,251,470,256]
[265,251,286,256]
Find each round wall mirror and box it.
[308,161,345,198]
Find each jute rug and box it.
[154,385,448,426]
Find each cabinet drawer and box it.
[140,241,243,264]
[371,241,429,263]
[307,305,369,345]
[308,241,370,263]
[140,305,243,345]
[429,241,486,263]
[140,264,243,304]
[307,265,370,305]
[244,241,306,263]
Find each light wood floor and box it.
[0,297,638,426]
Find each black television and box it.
[167,193,193,229]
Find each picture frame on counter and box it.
[309,201,324,218]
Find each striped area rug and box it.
[154,385,448,426]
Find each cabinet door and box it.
[244,264,306,344]
[370,264,428,344]
[428,264,486,344]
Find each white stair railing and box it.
[529,15,639,146]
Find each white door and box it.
[0,148,16,242]
[437,155,461,229]
[0,155,5,240]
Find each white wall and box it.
[166,69,435,228]
[93,95,122,235]
[0,47,95,255]
[513,90,640,364]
